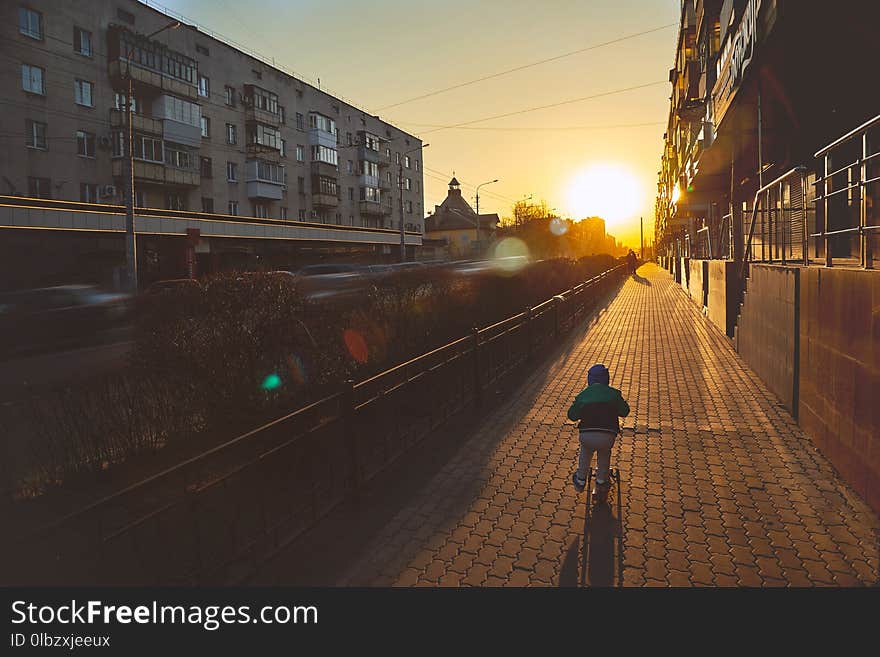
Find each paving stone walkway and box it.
[337,263,879,586]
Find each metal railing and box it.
[740,166,809,279]
[812,113,880,268]
[4,265,626,586]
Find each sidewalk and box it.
[329,263,878,586]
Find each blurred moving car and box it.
[0,285,132,358]
[144,278,201,295]
[294,263,369,302]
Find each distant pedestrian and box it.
[626,249,638,275]
[567,364,630,499]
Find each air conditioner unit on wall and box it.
[101,185,117,198]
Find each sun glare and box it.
[566,163,642,226]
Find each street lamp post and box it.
[474,179,498,256]
[399,143,428,262]
[123,20,181,292]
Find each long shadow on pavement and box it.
[558,475,623,587]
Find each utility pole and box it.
[122,20,180,292]
[475,179,498,257]
[640,216,644,260]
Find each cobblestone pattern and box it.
[338,264,880,586]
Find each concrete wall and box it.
[707,260,740,337]
[735,264,799,414]
[799,267,880,513]
[688,259,708,307]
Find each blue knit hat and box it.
[587,364,609,385]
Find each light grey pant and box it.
[576,430,616,483]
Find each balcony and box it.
[358,145,381,164]
[313,193,339,208]
[246,142,281,161]
[310,160,338,177]
[245,159,285,200]
[109,109,162,135]
[107,26,198,101]
[359,200,386,216]
[112,158,200,187]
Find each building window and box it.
[296,112,304,130]
[196,44,209,56]
[228,200,238,215]
[27,176,51,198]
[405,177,412,191]
[407,200,413,214]
[405,155,411,169]
[316,176,337,196]
[74,79,94,107]
[25,119,47,149]
[76,130,95,157]
[297,176,305,193]
[19,7,42,40]
[346,132,352,146]
[361,161,379,178]
[21,64,45,95]
[347,160,353,174]
[199,116,210,138]
[280,207,288,220]
[253,203,268,219]
[296,144,304,162]
[309,113,336,134]
[280,139,287,158]
[166,193,186,211]
[360,187,380,203]
[310,145,338,166]
[200,156,212,178]
[135,190,146,207]
[247,123,280,149]
[415,159,420,172]
[226,123,237,144]
[80,183,98,203]
[348,187,354,201]
[198,75,210,98]
[298,208,306,220]
[73,26,92,56]
[246,85,279,115]
[224,85,235,106]
[227,161,238,181]
[134,135,163,163]
[114,92,139,114]
[201,197,214,213]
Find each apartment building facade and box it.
[654,0,880,264]
[1,0,426,276]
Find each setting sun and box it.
[566,163,643,226]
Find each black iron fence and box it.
[4,265,626,585]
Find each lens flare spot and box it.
[261,373,282,391]
[286,354,307,386]
[549,217,569,236]
[344,328,369,364]
[491,237,530,274]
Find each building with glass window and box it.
[1,0,425,285]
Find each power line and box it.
[375,23,676,112]
[395,121,666,132]
[415,80,668,135]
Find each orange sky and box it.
[160,0,680,246]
